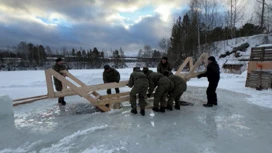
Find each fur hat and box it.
[104,65,110,70]
[162,56,168,60]
[208,56,216,62]
[56,57,62,63]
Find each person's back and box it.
[128,69,149,88]
[169,74,187,92]
[128,67,149,116]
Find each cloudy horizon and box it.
[0,0,254,56]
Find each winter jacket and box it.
[103,68,120,83]
[52,63,67,90]
[198,62,220,82]
[168,74,187,93]
[146,71,172,94]
[157,61,172,74]
[127,69,149,88]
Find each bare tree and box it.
[225,0,246,38]
[255,0,272,32]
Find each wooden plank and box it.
[54,81,128,97]
[94,96,130,105]
[45,69,55,98]
[184,53,208,81]
[13,95,48,102]
[175,57,192,74]
[61,70,87,87]
[100,92,130,100]
[48,69,110,112]
[13,95,48,106]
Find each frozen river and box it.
[1,86,272,153]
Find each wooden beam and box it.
[99,92,130,100]
[45,69,55,98]
[94,96,130,105]
[184,53,208,81]
[48,69,110,112]
[175,57,193,74]
[13,95,48,106]
[13,95,48,102]
[54,81,128,97]
[61,70,87,86]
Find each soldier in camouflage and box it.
[143,67,173,113]
[127,67,149,116]
[52,58,67,105]
[165,71,187,110]
[157,56,172,74]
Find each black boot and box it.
[131,108,137,114]
[140,109,145,116]
[159,107,165,113]
[166,105,173,111]
[203,103,213,107]
[152,107,159,112]
[174,105,180,110]
[58,97,66,106]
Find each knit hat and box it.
[56,58,62,63]
[208,56,216,62]
[162,56,168,60]
[104,65,110,70]
[133,67,140,71]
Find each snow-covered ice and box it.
[0,68,272,153]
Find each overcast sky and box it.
[0,0,253,56]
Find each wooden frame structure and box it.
[246,46,272,89]
[13,53,209,110]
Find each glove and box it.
[147,94,151,98]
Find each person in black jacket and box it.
[198,56,220,107]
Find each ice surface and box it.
[0,87,272,153]
[0,95,14,116]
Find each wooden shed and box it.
[245,44,272,89]
[222,59,245,74]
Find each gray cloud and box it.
[0,0,190,56]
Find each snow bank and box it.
[0,95,14,116]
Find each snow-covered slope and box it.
[209,33,272,72]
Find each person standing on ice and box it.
[143,67,172,113]
[164,71,187,110]
[157,56,172,74]
[52,57,67,105]
[103,65,120,108]
[197,56,220,107]
[127,67,149,116]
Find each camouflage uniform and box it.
[52,62,66,104]
[127,69,149,110]
[157,61,172,74]
[167,74,187,109]
[103,67,120,94]
[146,71,172,110]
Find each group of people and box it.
[52,55,220,116]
